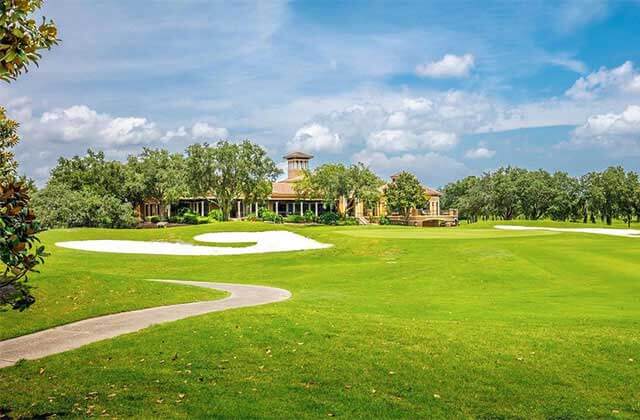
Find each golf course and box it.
[1,221,638,418]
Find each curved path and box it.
[0,280,291,368]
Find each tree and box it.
[489,167,522,220]
[237,140,281,211]
[600,166,626,225]
[32,184,136,229]
[384,171,426,223]
[48,150,128,200]
[620,170,639,228]
[295,162,382,216]
[516,169,554,220]
[129,148,186,219]
[0,0,59,81]
[0,0,57,310]
[185,140,279,221]
[0,106,19,178]
[295,163,348,214]
[548,171,581,221]
[345,163,383,215]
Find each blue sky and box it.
[3,0,640,187]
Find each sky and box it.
[3,0,640,187]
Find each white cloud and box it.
[465,146,496,159]
[402,97,433,112]
[162,126,188,141]
[352,150,470,186]
[367,129,458,153]
[288,123,343,152]
[387,111,408,128]
[546,56,587,74]
[574,105,640,138]
[565,105,640,155]
[415,54,475,78]
[565,61,640,100]
[35,105,165,145]
[191,122,229,139]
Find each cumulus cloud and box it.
[465,146,496,159]
[288,123,343,152]
[191,122,229,139]
[37,105,162,145]
[367,129,458,152]
[565,61,640,100]
[415,54,475,78]
[564,105,640,155]
[352,150,470,186]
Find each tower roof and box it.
[283,151,314,160]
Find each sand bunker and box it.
[495,225,640,238]
[56,231,332,256]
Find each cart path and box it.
[0,280,291,368]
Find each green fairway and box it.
[1,222,639,418]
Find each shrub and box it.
[181,211,198,225]
[378,215,391,225]
[341,217,358,226]
[208,208,224,222]
[261,210,283,224]
[285,214,305,223]
[304,209,316,223]
[31,184,136,229]
[177,207,191,217]
[319,211,339,225]
[147,215,160,223]
[196,216,210,224]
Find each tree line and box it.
[33,141,282,228]
[441,166,640,227]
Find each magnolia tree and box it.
[0,0,57,310]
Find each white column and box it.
[275,201,279,215]
[167,205,171,219]
[300,201,303,216]
[237,200,241,218]
[201,200,205,217]
[315,202,318,217]
[255,202,259,216]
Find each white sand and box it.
[56,230,332,256]
[495,225,640,238]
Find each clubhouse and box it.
[141,151,458,226]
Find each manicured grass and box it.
[1,221,639,418]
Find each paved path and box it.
[0,280,291,368]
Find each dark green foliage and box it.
[0,181,46,310]
[384,172,427,223]
[260,209,283,224]
[207,208,224,222]
[303,209,315,223]
[147,215,160,224]
[378,215,391,225]
[31,184,136,229]
[181,212,198,225]
[319,211,339,225]
[0,0,59,82]
[185,141,280,221]
[284,214,305,223]
[442,166,640,225]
